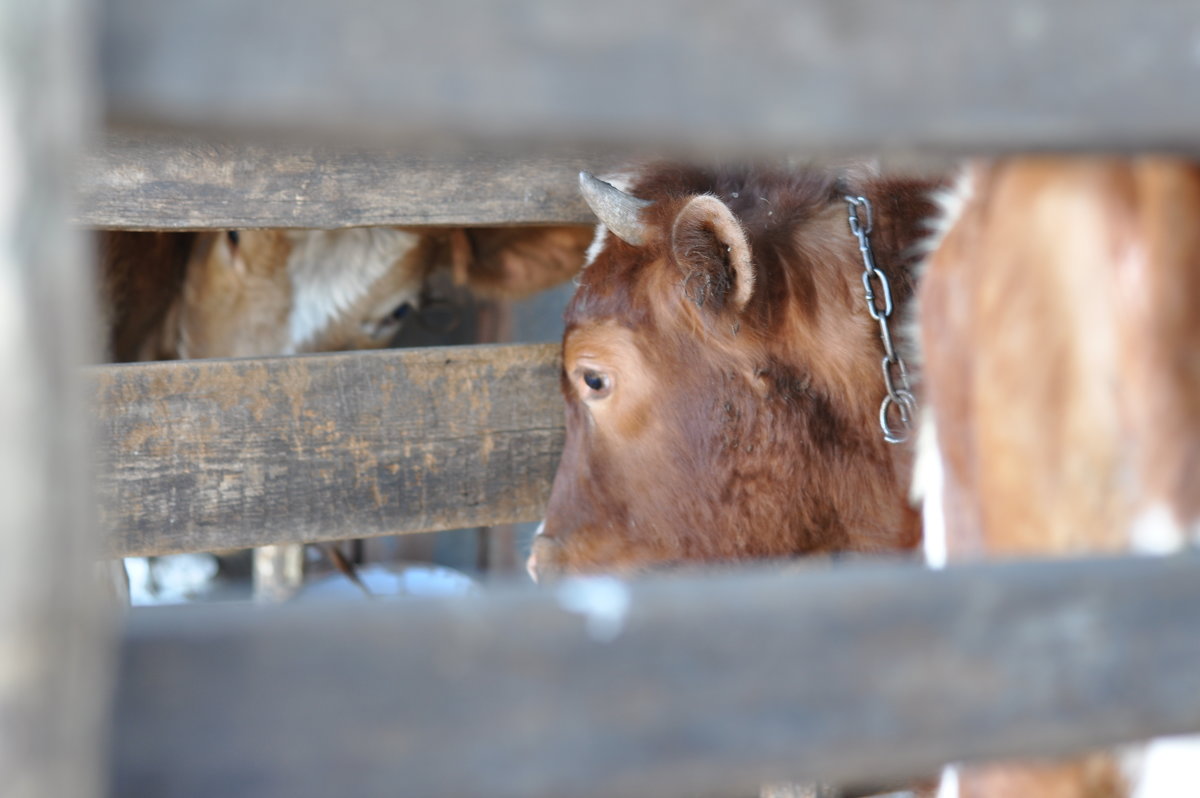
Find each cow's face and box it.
[168,228,432,359]
[530,169,925,581]
[168,230,293,359]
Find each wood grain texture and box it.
[92,343,565,557]
[111,554,1200,798]
[100,0,1200,155]
[76,131,616,228]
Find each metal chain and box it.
[844,195,916,444]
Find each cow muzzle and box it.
[526,522,564,584]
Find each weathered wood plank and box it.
[92,343,564,558]
[0,0,112,795]
[100,0,1200,155]
[112,554,1200,798]
[76,131,614,228]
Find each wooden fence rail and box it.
[76,131,614,229]
[101,0,1200,155]
[112,553,1200,798]
[58,4,1200,797]
[92,343,564,558]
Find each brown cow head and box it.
[530,164,934,580]
[159,228,437,359]
[118,225,593,362]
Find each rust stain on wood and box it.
[89,344,565,557]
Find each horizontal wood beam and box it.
[111,553,1200,798]
[92,343,564,557]
[76,131,614,229]
[100,0,1200,155]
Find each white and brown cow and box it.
[528,164,940,580]
[915,156,1200,798]
[100,228,429,361]
[100,224,593,362]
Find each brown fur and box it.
[922,160,1135,558]
[450,226,595,299]
[533,163,939,579]
[98,231,194,361]
[169,231,296,358]
[100,226,591,361]
[918,156,1200,797]
[958,756,1128,798]
[1118,160,1200,521]
[921,156,1200,557]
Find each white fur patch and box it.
[912,408,949,569]
[909,170,973,571]
[285,228,423,352]
[582,224,608,270]
[935,765,960,798]
[918,166,975,260]
[1131,736,1200,798]
[1130,503,1186,556]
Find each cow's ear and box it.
[670,195,754,315]
[451,226,593,299]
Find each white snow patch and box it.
[556,576,632,642]
[1132,736,1200,798]
[1130,503,1186,555]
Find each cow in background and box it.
[915,157,1200,798]
[101,225,593,362]
[99,223,592,603]
[99,228,432,361]
[528,164,939,580]
[99,230,195,362]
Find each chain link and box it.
[845,195,916,444]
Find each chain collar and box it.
[844,195,916,444]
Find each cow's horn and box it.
[578,172,652,246]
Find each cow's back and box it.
[917,156,1200,797]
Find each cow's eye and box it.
[227,230,239,247]
[389,302,411,321]
[579,369,612,399]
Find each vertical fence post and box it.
[254,544,305,602]
[0,1,112,796]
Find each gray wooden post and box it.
[253,544,305,602]
[0,1,112,796]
